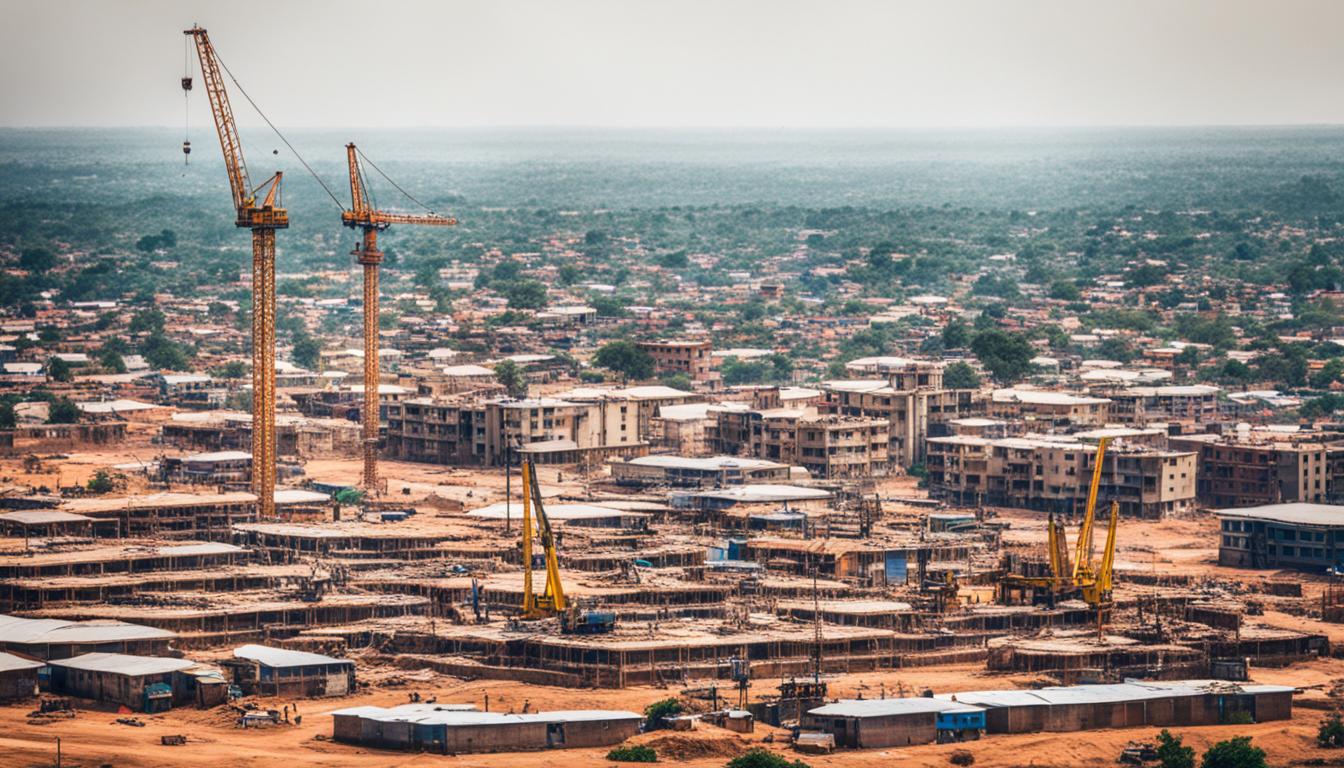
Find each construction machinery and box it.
[342,143,456,492]
[519,459,567,619]
[183,26,287,521]
[998,436,1120,609]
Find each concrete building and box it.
[712,407,890,479]
[225,644,355,697]
[1099,385,1221,424]
[331,705,642,753]
[804,697,985,748]
[925,433,1197,518]
[637,339,714,382]
[822,360,976,468]
[0,651,41,701]
[48,653,196,712]
[1216,503,1344,570]
[1170,434,1328,508]
[988,388,1111,428]
[0,614,175,660]
[609,455,790,487]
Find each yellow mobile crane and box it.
[1000,436,1120,608]
[519,459,567,619]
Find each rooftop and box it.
[49,652,194,676]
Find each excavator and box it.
[998,436,1120,609]
[517,460,615,634]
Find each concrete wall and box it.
[0,668,37,701]
[802,712,938,748]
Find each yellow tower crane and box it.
[183,26,286,520]
[341,143,456,492]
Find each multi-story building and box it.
[710,407,890,480]
[987,388,1110,429]
[1096,384,1221,425]
[925,431,1196,518]
[636,339,714,382]
[385,396,646,467]
[1216,503,1344,569]
[821,359,977,468]
[609,455,790,487]
[1170,434,1328,508]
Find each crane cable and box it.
[355,146,444,217]
[210,46,344,211]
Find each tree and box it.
[213,360,248,379]
[1314,358,1344,389]
[47,397,80,424]
[724,748,810,768]
[972,273,1020,299]
[99,348,127,374]
[1155,729,1195,768]
[333,488,364,506]
[291,332,321,371]
[1199,736,1265,768]
[594,341,655,381]
[643,698,682,730]
[142,332,192,371]
[504,279,549,310]
[943,361,981,389]
[1126,263,1168,288]
[660,372,693,391]
[494,359,527,398]
[1319,712,1344,748]
[19,247,56,273]
[0,402,15,429]
[47,357,72,382]
[1049,279,1081,301]
[86,470,118,494]
[129,308,166,335]
[942,318,971,350]
[970,330,1035,384]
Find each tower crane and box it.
[342,144,456,492]
[183,26,286,520]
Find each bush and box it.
[1156,729,1194,768]
[725,749,810,768]
[1200,736,1265,768]
[607,745,657,762]
[643,698,682,730]
[1320,711,1344,748]
[949,749,975,766]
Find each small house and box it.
[0,651,41,701]
[804,697,985,748]
[47,653,195,712]
[225,644,355,697]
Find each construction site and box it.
[4,16,1344,768]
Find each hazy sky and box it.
[3,0,1342,128]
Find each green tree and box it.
[1126,263,1168,288]
[333,487,364,506]
[129,308,166,335]
[607,745,657,763]
[494,359,528,398]
[504,279,549,310]
[1049,280,1081,301]
[724,748,810,768]
[47,357,72,382]
[1199,736,1265,768]
[291,332,321,371]
[1320,712,1344,748]
[660,372,693,391]
[19,247,56,272]
[213,360,248,379]
[0,402,15,429]
[99,348,127,374]
[1314,358,1344,389]
[47,397,80,424]
[594,341,655,381]
[142,332,192,371]
[970,330,1035,384]
[943,361,981,389]
[942,318,971,350]
[643,698,682,730]
[86,470,118,494]
[1155,729,1195,768]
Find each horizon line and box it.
[4,122,1344,132]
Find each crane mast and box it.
[184,26,287,521]
[341,143,455,492]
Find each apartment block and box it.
[711,408,890,480]
[1096,385,1221,425]
[636,340,714,382]
[1170,434,1328,508]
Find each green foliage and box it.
[660,373,693,391]
[970,329,1035,384]
[942,319,971,350]
[142,332,193,371]
[86,470,118,494]
[1096,336,1135,364]
[972,273,1020,299]
[643,698,683,730]
[129,308,166,335]
[213,360,248,379]
[1156,729,1195,768]
[47,397,80,424]
[19,247,56,272]
[0,403,14,429]
[1048,279,1081,301]
[594,341,655,381]
[99,347,127,374]
[504,279,549,310]
[592,295,630,318]
[943,361,981,389]
[1126,262,1168,288]
[1318,711,1344,748]
[135,228,177,253]
[46,357,72,382]
[720,354,792,386]
[724,748,810,768]
[607,745,657,762]
[333,488,363,506]
[1313,358,1344,389]
[494,359,528,398]
[1199,736,1265,768]
[291,332,321,371]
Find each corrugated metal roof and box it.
[0,510,94,525]
[809,698,982,717]
[233,644,352,669]
[1215,503,1344,527]
[0,651,43,673]
[330,704,640,727]
[0,614,175,644]
[49,653,193,676]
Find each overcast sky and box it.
[2,0,1342,128]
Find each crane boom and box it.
[342,142,455,491]
[1072,436,1109,581]
[520,460,567,618]
[184,26,287,521]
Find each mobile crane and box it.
[341,144,456,492]
[183,26,286,520]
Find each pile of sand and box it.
[629,730,750,761]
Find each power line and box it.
[355,146,442,216]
